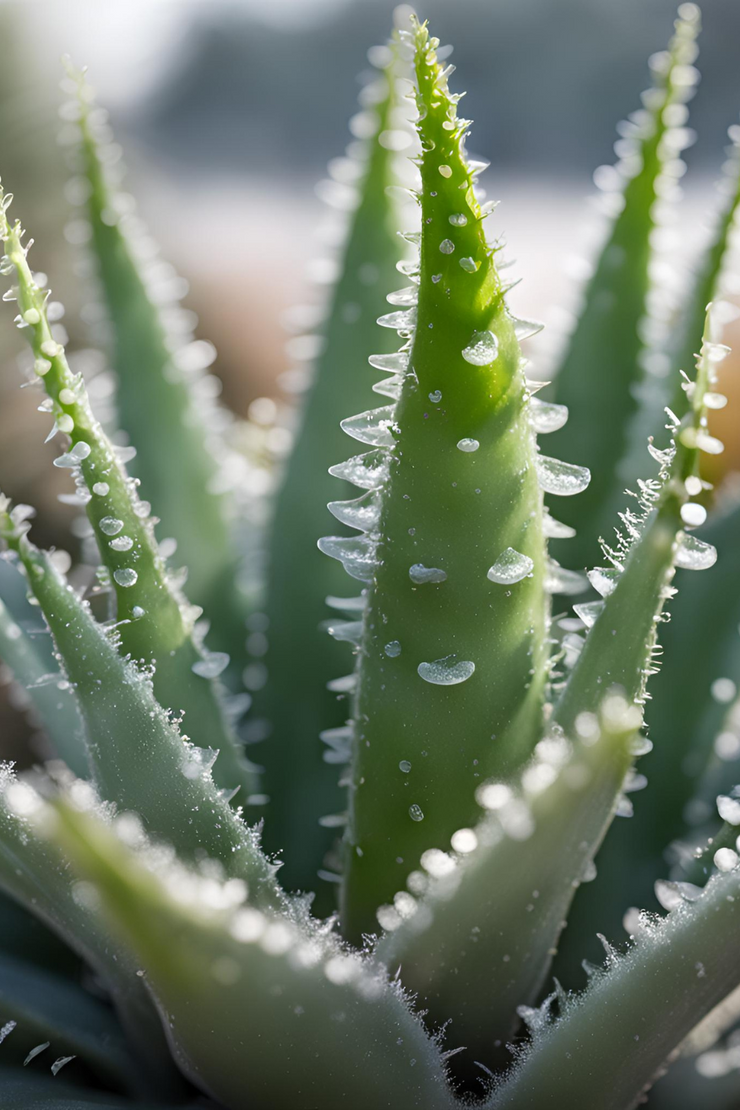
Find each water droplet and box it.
[711,678,737,705]
[680,502,707,527]
[132,606,145,619]
[705,391,728,410]
[717,795,740,825]
[455,438,480,454]
[714,847,738,872]
[536,455,591,496]
[409,804,425,821]
[418,656,475,685]
[409,564,447,584]
[113,568,138,588]
[428,390,442,403]
[449,213,468,226]
[462,329,499,366]
[459,257,480,273]
[451,828,478,853]
[438,164,452,178]
[99,516,124,536]
[341,406,397,447]
[329,449,389,490]
[109,536,133,552]
[439,239,455,254]
[529,398,569,434]
[385,641,402,657]
[318,535,378,582]
[92,482,109,496]
[387,286,418,307]
[399,760,412,773]
[675,533,717,571]
[654,879,702,910]
[181,744,219,780]
[487,547,534,584]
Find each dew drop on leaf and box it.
[675,533,717,571]
[113,568,138,587]
[461,329,499,366]
[192,652,231,679]
[409,564,447,584]
[409,804,425,821]
[457,438,480,452]
[417,656,475,685]
[384,641,402,657]
[487,547,534,585]
[529,398,569,434]
[536,455,591,496]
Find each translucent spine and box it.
[259,43,409,893]
[328,19,564,940]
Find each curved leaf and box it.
[0,197,259,807]
[40,795,454,1110]
[547,6,701,568]
[377,691,641,1068]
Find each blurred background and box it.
[0,0,739,742]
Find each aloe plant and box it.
[0,7,740,1108]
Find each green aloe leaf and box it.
[332,18,557,942]
[546,5,701,569]
[668,123,740,421]
[0,503,283,912]
[552,311,722,735]
[37,794,453,1110]
[621,124,740,496]
[0,568,87,778]
[0,951,135,1092]
[489,860,740,1110]
[63,63,253,679]
[0,766,179,1097]
[377,690,642,1066]
[259,42,408,891]
[0,193,259,807]
[0,1070,207,1110]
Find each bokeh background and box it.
[1,0,740,750]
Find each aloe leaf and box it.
[37,795,453,1110]
[489,862,740,1110]
[559,495,740,976]
[0,766,179,1097]
[668,124,740,421]
[620,125,740,497]
[546,5,701,568]
[552,311,723,735]
[259,44,408,891]
[377,690,641,1066]
[331,18,557,941]
[0,952,135,1092]
[0,505,283,914]
[63,64,253,678]
[0,1071,206,1110]
[0,193,259,807]
[0,585,87,779]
